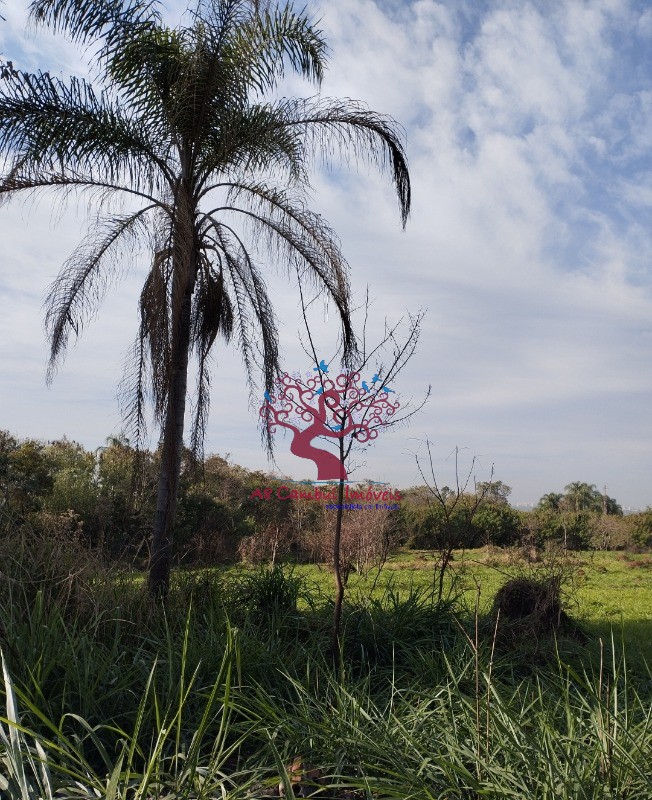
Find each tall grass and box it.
[1,529,651,798]
[3,624,652,798]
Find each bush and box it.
[631,508,652,550]
[473,503,524,547]
[234,564,304,615]
[0,513,103,613]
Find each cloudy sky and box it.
[1,0,652,509]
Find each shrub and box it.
[631,508,652,550]
[473,502,524,547]
[234,564,304,615]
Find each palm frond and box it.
[188,258,234,454]
[208,221,279,386]
[222,181,343,273]
[0,69,173,191]
[0,168,167,209]
[120,331,150,450]
[191,259,234,356]
[203,193,356,367]
[222,1,327,93]
[139,245,173,424]
[44,206,155,381]
[201,102,308,186]
[273,96,411,227]
[29,0,160,48]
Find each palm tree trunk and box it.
[147,280,194,597]
[148,180,196,598]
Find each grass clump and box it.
[492,575,587,646]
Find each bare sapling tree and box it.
[412,441,493,602]
[265,291,430,659]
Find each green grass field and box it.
[3,544,652,798]
[278,548,652,659]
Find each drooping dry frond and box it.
[271,97,411,227]
[120,331,150,449]
[44,207,155,381]
[202,182,357,368]
[189,259,234,454]
[139,245,173,424]
[206,220,279,394]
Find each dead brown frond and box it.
[44,207,154,382]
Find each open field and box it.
[263,548,652,664]
[2,544,652,798]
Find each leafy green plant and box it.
[234,564,305,616]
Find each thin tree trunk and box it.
[331,431,346,661]
[148,177,196,598]
[147,283,194,597]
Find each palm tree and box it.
[0,0,410,595]
[563,482,601,513]
[537,492,563,513]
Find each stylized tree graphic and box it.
[261,369,400,480]
[262,310,428,660]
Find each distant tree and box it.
[0,430,17,494]
[0,437,53,517]
[563,482,602,513]
[632,508,652,550]
[473,502,523,548]
[537,492,563,512]
[603,495,623,516]
[589,513,632,550]
[539,484,622,517]
[95,435,157,558]
[43,438,98,527]
[475,479,511,505]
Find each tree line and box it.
[2,431,651,569]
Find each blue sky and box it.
[1,0,652,509]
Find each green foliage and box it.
[524,504,639,552]
[400,491,478,549]
[2,428,650,568]
[473,501,523,547]
[631,508,652,549]
[344,585,459,669]
[400,490,522,550]
[525,508,593,550]
[475,478,512,504]
[0,433,53,516]
[234,564,305,616]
